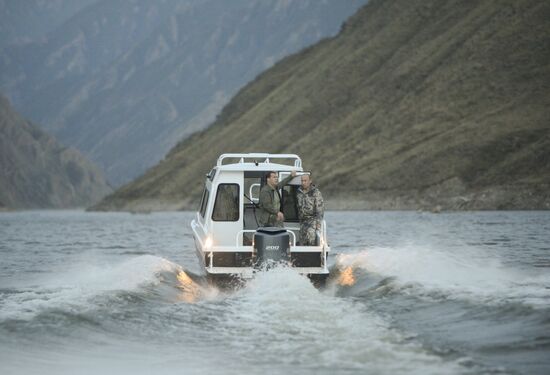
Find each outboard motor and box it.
[253,227,290,268]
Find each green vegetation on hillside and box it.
[94,0,550,211]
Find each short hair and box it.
[265,171,276,179]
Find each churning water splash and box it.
[0,255,216,323]
[1,211,549,374]
[330,245,550,375]
[217,266,468,375]
[0,257,469,374]
[333,246,550,308]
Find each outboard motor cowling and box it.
[254,227,290,267]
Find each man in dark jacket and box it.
[296,173,324,246]
[258,170,296,227]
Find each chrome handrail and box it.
[249,183,260,203]
[236,229,257,246]
[217,153,302,167]
[287,230,297,246]
[321,220,328,269]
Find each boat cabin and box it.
[191,153,329,279]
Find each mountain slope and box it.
[0,95,111,209]
[1,0,367,186]
[96,0,550,211]
[0,0,95,49]
[1,0,179,115]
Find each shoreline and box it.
[4,186,549,213]
[2,205,550,213]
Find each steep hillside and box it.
[1,0,179,119]
[94,0,550,211]
[0,0,366,185]
[0,0,95,49]
[0,95,111,209]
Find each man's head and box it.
[301,174,312,191]
[265,171,278,187]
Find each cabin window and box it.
[212,184,240,221]
[281,185,299,222]
[199,188,209,218]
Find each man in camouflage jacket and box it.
[296,174,324,246]
[258,170,296,227]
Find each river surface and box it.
[0,210,549,375]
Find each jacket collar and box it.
[298,184,317,195]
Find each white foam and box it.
[336,246,550,308]
[0,255,190,321]
[216,266,465,374]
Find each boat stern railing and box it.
[193,219,329,272]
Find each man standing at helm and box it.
[297,173,324,246]
[258,170,297,227]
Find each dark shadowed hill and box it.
[0,95,111,209]
[93,0,550,212]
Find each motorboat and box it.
[191,153,330,286]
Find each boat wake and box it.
[0,255,216,324]
[217,265,467,374]
[3,246,547,329]
[331,246,550,309]
[0,255,472,374]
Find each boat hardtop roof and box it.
[215,162,301,172]
[213,153,303,173]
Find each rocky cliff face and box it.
[0,0,367,186]
[93,0,550,212]
[0,95,111,209]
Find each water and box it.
[0,210,549,375]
